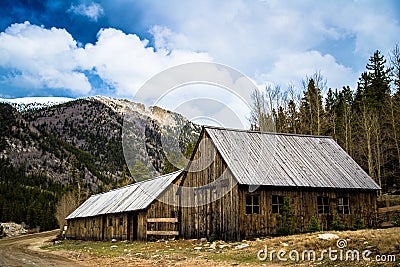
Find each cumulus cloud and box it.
[79,28,212,97]
[259,51,358,91]
[68,2,105,21]
[0,22,212,97]
[0,21,91,95]
[1,1,399,100]
[138,0,400,89]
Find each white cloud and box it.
[259,51,358,91]
[154,83,252,128]
[0,22,212,97]
[68,2,105,21]
[0,21,92,95]
[79,28,212,97]
[1,1,399,102]
[141,0,400,90]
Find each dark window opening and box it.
[272,195,285,214]
[151,204,155,218]
[109,218,113,227]
[317,196,330,214]
[246,194,260,214]
[119,217,123,226]
[220,178,229,187]
[92,220,96,228]
[337,197,350,214]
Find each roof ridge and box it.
[203,125,333,139]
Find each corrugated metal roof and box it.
[205,126,380,190]
[66,170,181,219]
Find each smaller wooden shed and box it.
[65,170,182,241]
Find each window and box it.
[220,178,229,188]
[272,195,284,214]
[92,220,96,228]
[119,217,123,226]
[246,194,260,214]
[337,197,350,214]
[151,204,155,218]
[109,218,113,227]
[317,196,330,214]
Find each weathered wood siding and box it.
[180,131,241,240]
[237,186,377,238]
[178,131,378,241]
[66,175,184,241]
[66,216,103,240]
[101,213,128,240]
[145,175,183,238]
[67,211,146,241]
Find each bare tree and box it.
[55,191,79,229]
[249,88,275,132]
[388,45,400,169]
[302,71,328,95]
[389,44,400,92]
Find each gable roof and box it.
[204,126,380,190]
[66,170,181,219]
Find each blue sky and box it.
[0,0,399,102]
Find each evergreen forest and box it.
[250,48,400,193]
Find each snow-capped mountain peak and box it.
[0,97,75,111]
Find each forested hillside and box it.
[250,48,400,193]
[0,97,199,230]
[0,157,62,231]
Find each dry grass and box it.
[43,227,400,266]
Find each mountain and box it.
[1,96,200,191]
[0,97,75,112]
[0,101,109,190]
[0,96,201,230]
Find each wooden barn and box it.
[66,126,381,241]
[65,170,182,241]
[178,126,381,240]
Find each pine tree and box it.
[130,161,151,182]
[118,164,132,186]
[276,106,287,133]
[365,50,392,110]
[299,78,324,135]
[287,100,299,134]
[332,87,354,155]
[352,50,392,191]
[324,88,336,137]
[161,153,180,174]
[68,155,79,187]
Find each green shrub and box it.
[209,233,217,242]
[352,216,365,230]
[308,216,321,232]
[330,212,345,231]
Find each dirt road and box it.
[0,230,83,267]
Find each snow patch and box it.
[0,97,75,111]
